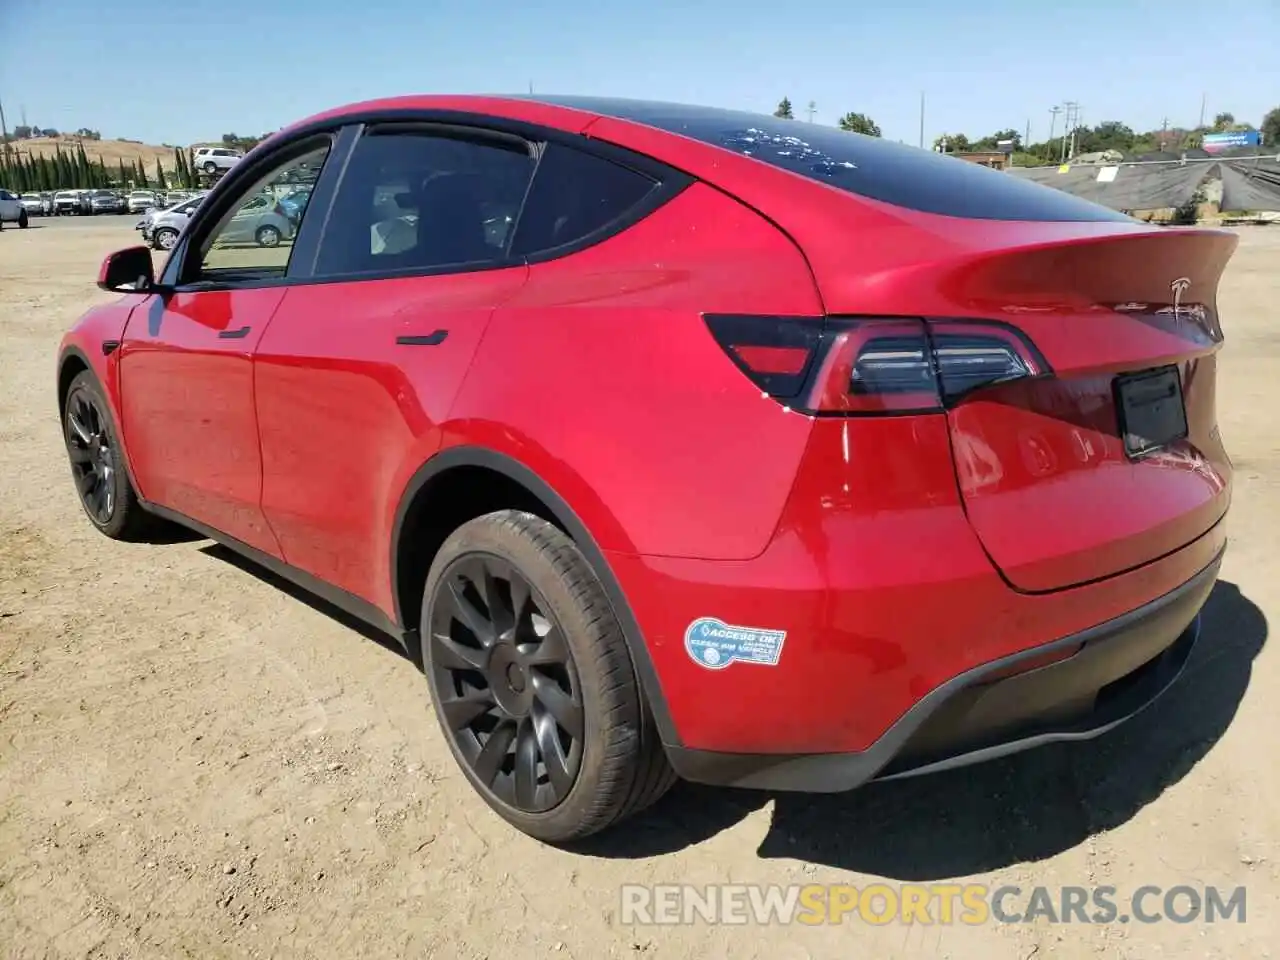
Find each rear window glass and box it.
[509,142,657,257]
[529,97,1132,223]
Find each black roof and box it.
[513,95,1131,223]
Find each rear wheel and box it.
[18,210,28,228]
[423,510,675,842]
[63,371,154,541]
[255,225,281,247]
[203,161,217,175]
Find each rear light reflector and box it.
[704,314,1049,415]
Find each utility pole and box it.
[1024,118,1031,151]
[528,80,534,94]
[806,100,816,123]
[1048,105,1061,161]
[918,92,925,148]
[1159,116,1169,151]
[0,96,9,154]
[1198,93,1206,129]
[1061,101,1080,161]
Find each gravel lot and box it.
[1,221,1277,959]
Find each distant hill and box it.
[5,135,219,175]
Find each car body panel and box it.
[448,180,823,560]
[606,414,1227,754]
[254,265,530,611]
[116,290,286,555]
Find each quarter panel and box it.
[448,181,823,560]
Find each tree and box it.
[838,112,881,137]
[1212,112,1235,132]
[136,159,148,188]
[154,158,167,190]
[118,159,130,187]
[773,97,794,119]
[12,125,32,140]
[1262,106,1280,147]
[933,132,971,152]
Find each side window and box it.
[196,142,329,278]
[509,143,658,258]
[313,127,535,278]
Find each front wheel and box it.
[152,228,179,251]
[203,161,217,175]
[423,511,675,842]
[255,225,281,247]
[63,371,155,540]
[18,210,28,228]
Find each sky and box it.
[2,0,1277,148]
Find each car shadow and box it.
[197,542,417,667]
[575,580,1266,876]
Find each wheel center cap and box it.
[505,661,526,693]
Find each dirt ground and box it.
[1,219,1277,960]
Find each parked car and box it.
[21,193,53,216]
[53,190,90,215]
[137,194,206,249]
[59,95,1236,843]
[127,190,158,214]
[213,192,294,247]
[192,146,243,176]
[0,188,30,227]
[88,190,125,215]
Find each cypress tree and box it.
[118,158,130,188]
[154,157,167,190]
[136,159,148,188]
[76,142,91,185]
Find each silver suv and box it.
[192,147,243,176]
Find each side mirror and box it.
[97,246,157,293]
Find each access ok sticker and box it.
[684,617,786,670]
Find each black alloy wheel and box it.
[62,371,155,541]
[65,387,117,525]
[429,553,585,813]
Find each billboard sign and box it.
[1202,130,1261,153]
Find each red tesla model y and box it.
[58,95,1234,841]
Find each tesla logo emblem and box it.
[1170,277,1191,332]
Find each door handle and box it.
[396,330,448,346]
[218,326,252,339]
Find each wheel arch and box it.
[390,445,680,745]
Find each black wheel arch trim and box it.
[390,445,681,746]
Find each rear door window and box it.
[509,142,658,257]
[313,126,536,277]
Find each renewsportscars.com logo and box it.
[620,883,1248,926]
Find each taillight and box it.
[704,314,1048,415]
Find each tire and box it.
[255,225,281,247]
[18,210,28,228]
[62,371,156,541]
[203,161,217,175]
[152,228,179,251]
[423,510,674,842]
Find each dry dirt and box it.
[1,220,1278,960]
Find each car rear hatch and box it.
[808,221,1237,592]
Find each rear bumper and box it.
[666,551,1218,791]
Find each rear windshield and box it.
[530,97,1132,223]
